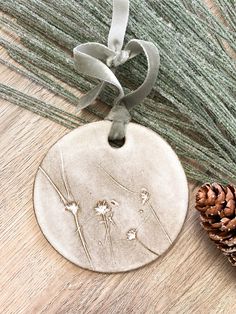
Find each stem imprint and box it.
[94,200,115,262]
[99,165,172,244]
[148,202,172,245]
[39,165,94,270]
[126,229,159,256]
[98,164,136,194]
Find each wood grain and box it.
[1,7,236,314]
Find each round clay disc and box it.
[34,121,188,273]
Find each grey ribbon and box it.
[73,0,160,140]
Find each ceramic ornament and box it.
[33,0,188,273]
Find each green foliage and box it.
[0,0,235,184]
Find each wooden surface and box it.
[1,12,236,314]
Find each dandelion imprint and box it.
[39,148,94,270]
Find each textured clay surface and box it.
[34,121,188,272]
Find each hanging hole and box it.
[108,137,126,148]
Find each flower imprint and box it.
[140,188,150,205]
[146,200,172,244]
[126,228,137,241]
[99,163,172,245]
[95,200,116,226]
[39,148,94,270]
[126,228,159,256]
[95,200,111,215]
[94,200,115,262]
[65,201,80,215]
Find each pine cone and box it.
[195,183,236,266]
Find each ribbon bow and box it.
[73,0,160,141]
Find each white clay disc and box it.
[34,121,188,273]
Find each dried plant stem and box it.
[0,0,235,184]
[0,84,83,129]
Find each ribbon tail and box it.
[77,82,105,111]
[108,0,129,51]
[105,102,131,140]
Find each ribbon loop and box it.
[121,39,160,110]
[73,0,160,140]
